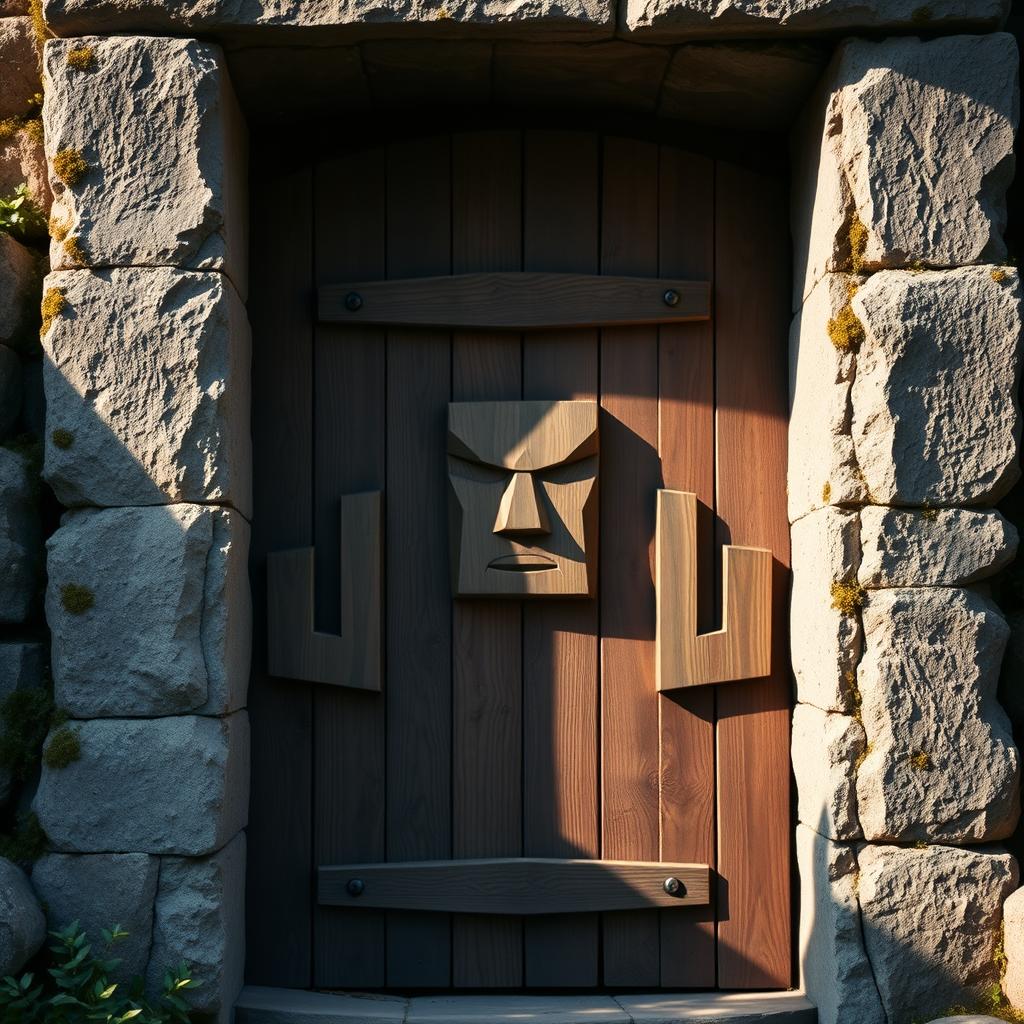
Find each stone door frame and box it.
[29,8,1022,1024]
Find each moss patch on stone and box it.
[40,287,66,335]
[62,236,87,266]
[51,428,73,450]
[21,117,43,145]
[910,5,933,23]
[993,267,1010,284]
[28,0,49,56]
[65,45,96,72]
[909,749,933,771]
[848,213,868,274]
[827,302,865,353]
[822,481,832,504]
[48,214,69,242]
[0,688,53,782]
[43,726,80,770]
[0,812,47,866]
[52,148,89,188]
[60,583,94,615]
[831,580,866,616]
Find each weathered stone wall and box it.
[25,33,251,1023]
[0,0,52,982]
[790,32,1024,1024]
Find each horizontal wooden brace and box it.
[319,857,709,915]
[319,272,710,330]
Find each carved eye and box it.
[447,456,509,484]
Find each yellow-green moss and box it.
[42,726,80,770]
[909,749,932,771]
[848,213,868,274]
[0,117,19,141]
[822,481,832,504]
[910,5,933,23]
[40,287,66,335]
[48,214,69,242]
[830,580,866,616]
[52,148,89,188]
[853,741,872,774]
[913,839,929,850]
[921,504,939,521]
[60,583,94,615]
[827,302,865,353]
[51,428,73,450]
[65,45,96,71]
[993,267,1010,284]
[63,236,87,266]
[28,0,49,55]
[21,117,43,146]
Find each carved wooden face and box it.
[447,400,599,598]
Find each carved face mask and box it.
[447,400,599,598]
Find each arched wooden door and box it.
[246,129,791,992]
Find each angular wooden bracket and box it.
[656,489,771,690]
[319,857,709,914]
[320,272,710,330]
[267,491,382,691]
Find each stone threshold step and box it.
[235,986,817,1024]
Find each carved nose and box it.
[494,471,550,536]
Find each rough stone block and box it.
[0,857,44,976]
[0,232,38,351]
[624,0,1007,39]
[43,36,248,295]
[852,267,1022,507]
[47,505,250,718]
[1004,886,1024,1010]
[42,268,252,516]
[0,18,40,122]
[858,844,1017,1024]
[790,506,861,712]
[793,34,1019,306]
[147,833,244,1023]
[792,704,863,841]
[0,447,40,624]
[0,128,50,220]
[0,343,21,438]
[857,587,1019,844]
[796,825,884,1024]
[859,507,1018,589]
[788,272,867,522]
[31,853,158,980]
[41,0,613,40]
[33,712,249,855]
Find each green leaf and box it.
[99,983,118,1000]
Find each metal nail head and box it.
[663,289,680,308]
[663,876,684,897]
[346,878,365,897]
[345,292,363,312]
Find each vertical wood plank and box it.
[450,130,524,989]
[312,149,387,988]
[246,155,314,987]
[714,160,792,990]
[657,147,717,988]
[522,130,601,988]
[386,135,453,988]
[599,136,662,988]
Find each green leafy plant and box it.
[0,186,47,240]
[0,921,200,1024]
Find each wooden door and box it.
[246,129,791,992]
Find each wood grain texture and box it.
[714,161,792,990]
[656,490,771,691]
[320,272,710,329]
[267,492,382,690]
[450,130,524,989]
[245,156,314,988]
[385,135,453,988]
[312,150,388,988]
[521,130,601,988]
[599,135,662,988]
[320,859,710,914]
[656,146,717,989]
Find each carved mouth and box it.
[488,554,558,573]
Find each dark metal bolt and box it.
[346,878,365,897]
[663,876,684,897]
[344,292,363,312]
[663,289,680,308]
